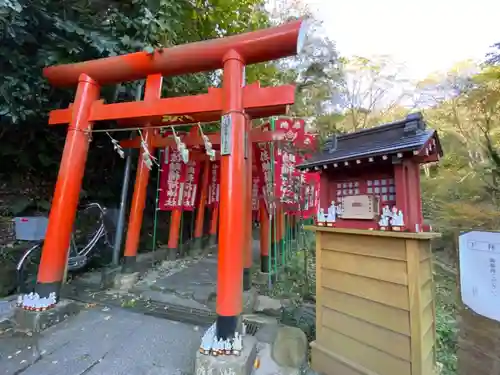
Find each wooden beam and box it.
[48,84,295,126]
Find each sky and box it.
[302,0,500,81]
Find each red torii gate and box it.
[122,124,287,289]
[34,20,306,341]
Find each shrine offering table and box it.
[305,226,441,375]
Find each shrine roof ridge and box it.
[335,112,425,141]
[298,112,441,168]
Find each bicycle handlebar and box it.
[79,202,106,214]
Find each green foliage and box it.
[434,264,458,375]
[0,0,286,200]
[0,0,274,127]
[419,63,500,245]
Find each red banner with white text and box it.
[158,147,201,211]
[182,159,201,211]
[207,161,220,208]
[159,147,186,210]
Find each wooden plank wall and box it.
[311,231,436,375]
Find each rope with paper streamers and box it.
[170,126,189,164]
[106,132,125,159]
[138,129,159,170]
[198,123,216,161]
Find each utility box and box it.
[14,216,48,241]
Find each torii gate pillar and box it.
[216,50,246,339]
[35,74,100,298]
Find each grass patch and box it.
[434,258,458,375]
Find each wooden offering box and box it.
[308,226,440,375]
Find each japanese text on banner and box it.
[252,175,261,211]
[182,160,201,211]
[159,147,186,211]
[207,161,220,208]
[255,143,275,212]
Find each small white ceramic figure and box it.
[378,215,389,227]
[378,205,392,229]
[224,339,232,355]
[38,297,46,311]
[336,200,344,217]
[317,207,326,223]
[392,210,404,227]
[211,337,219,356]
[232,333,243,355]
[49,292,57,307]
[326,201,337,223]
[391,206,398,218]
[200,326,214,354]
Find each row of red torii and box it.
[123,117,320,270]
[19,20,312,349]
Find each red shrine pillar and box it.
[394,159,423,232]
[35,74,100,298]
[193,160,210,252]
[243,116,253,291]
[122,74,163,272]
[207,204,219,247]
[259,198,270,273]
[216,50,245,340]
[167,208,182,260]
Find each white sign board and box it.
[340,195,379,220]
[220,114,232,156]
[459,231,500,322]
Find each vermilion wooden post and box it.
[259,198,270,273]
[35,74,100,298]
[216,50,245,340]
[192,160,210,252]
[243,116,253,291]
[207,204,219,248]
[167,208,182,260]
[122,74,163,273]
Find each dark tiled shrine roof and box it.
[298,112,441,169]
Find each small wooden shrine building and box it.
[299,113,444,375]
[299,112,442,232]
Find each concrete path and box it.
[0,305,202,375]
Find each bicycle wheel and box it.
[16,242,43,294]
[73,204,105,252]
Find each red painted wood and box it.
[43,20,305,87]
[318,158,425,232]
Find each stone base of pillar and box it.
[243,288,257,314]
[243,268,252,291]
[121,255,137,274]
[190,237,204,255]
[167,247,177,261]
[113,272,139,290]
[194,335,257,375]
[100,266,121,289]
[260,255,270,273]
[207,235,218,249]
[14,299,81,332]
